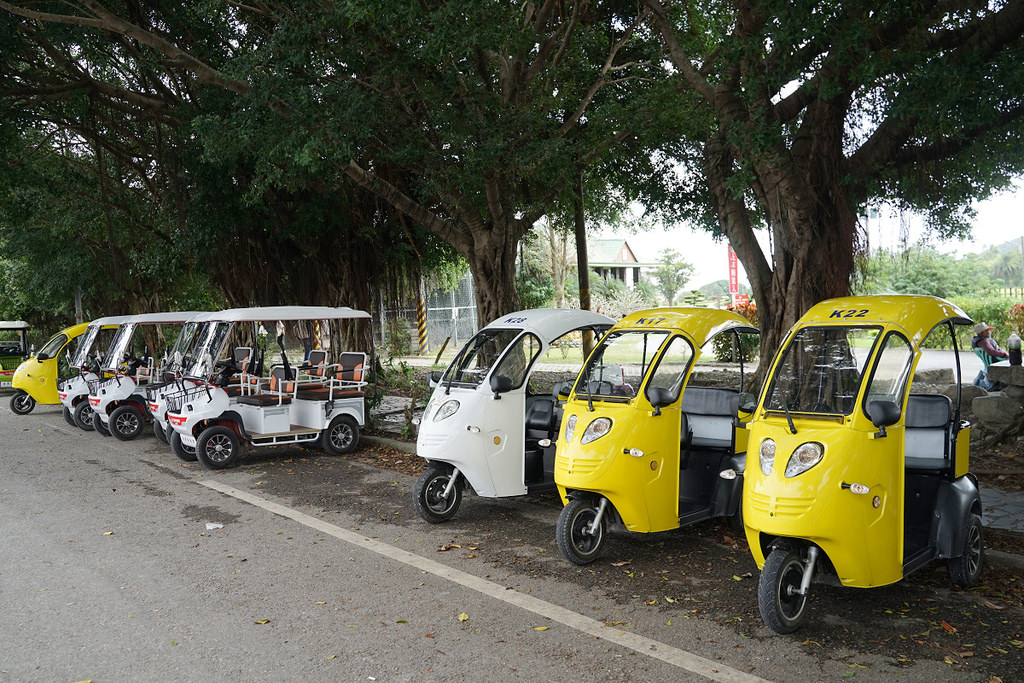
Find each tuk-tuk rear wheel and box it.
[73,401,95,431]
[949,513,984,588]
[556,498,607,566]
[414,465,463,523]
[9,390,35,415]
[758,546,809,634]
[93,415,110,437]
[63,406,76,427]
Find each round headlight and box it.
[432,399,460,422]
[759,438,776,476]
[785,442,824,478]
[581,417,612,444]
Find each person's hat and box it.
[973,322,995,335]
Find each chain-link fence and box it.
[377,274,478,357]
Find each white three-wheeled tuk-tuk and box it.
[88,311,206,439]
[413,308,614,523]
[164,305,372,469]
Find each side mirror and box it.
[867,400,901,438]
[428,370,443,388]
[36,352,50,361]
[489,374,515,399]
[647,386,675,416]
[739,392,757,414]
[555,381,571,398]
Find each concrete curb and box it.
[362,433,418,454]
[987,548,1024,571]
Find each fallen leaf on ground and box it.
[457,612,469,622]
[254,619,270,625]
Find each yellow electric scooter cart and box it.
[554,308,759,564]
[8,321,89,414]
[746,295,983,634]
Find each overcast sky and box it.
[599,180,1024,290]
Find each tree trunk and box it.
[463,231,522,326]
[573,171,595,354]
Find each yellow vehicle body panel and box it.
[12,322,90,405]
[557,401,682,533]
[744,417,903,587]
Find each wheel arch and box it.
[935,476,983,558]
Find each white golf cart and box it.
[88,311,206,439]
[413,308,614,523]
[58,315,131,429]
[164,305,372,469]
[144,311,220,444]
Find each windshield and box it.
[103,323,137,370]
[574,329,680,400]
[442,328,521,387]
[164,321,204,374]
[70,325,101,366]
[184,321,234,378]
[764,326,880,415]
[37,332,69,359]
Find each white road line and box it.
[199,479,769,683]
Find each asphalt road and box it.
[2,403,1021,682]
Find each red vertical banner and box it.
[728,245,738,303]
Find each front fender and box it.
[935,475,982,559]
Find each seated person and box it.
[972,322,1008,391]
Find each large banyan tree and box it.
[643,0,1024,356]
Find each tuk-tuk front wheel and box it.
[9,390,35,415]
[414,465,463,523]
[169,430,197,462]
[73,401,95,431]
[195,426,241,470]
[948,513,984,588]
[110,404,145,441]
[93,415,111,437]
[556,498,607,565]
[758,546,810,634]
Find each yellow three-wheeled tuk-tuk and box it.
[745,295,983,633]
[554,308,759,564]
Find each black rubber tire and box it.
[758,546,810,634]
[949,513,984,588]
[73,400,95,431]
[93,415,110,437]
[9,390,35,415]
[195,425,241,470]
[63,406,76,427]
[169,430,197,462]
[320,414,360,455]
[556,497,607,565]
[153,420,169,444]
[109,404,145,441]
[413,465,463,523]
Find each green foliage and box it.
[854,246,999,299]
[651,249,696,306]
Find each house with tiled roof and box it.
[589,239,648,288]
